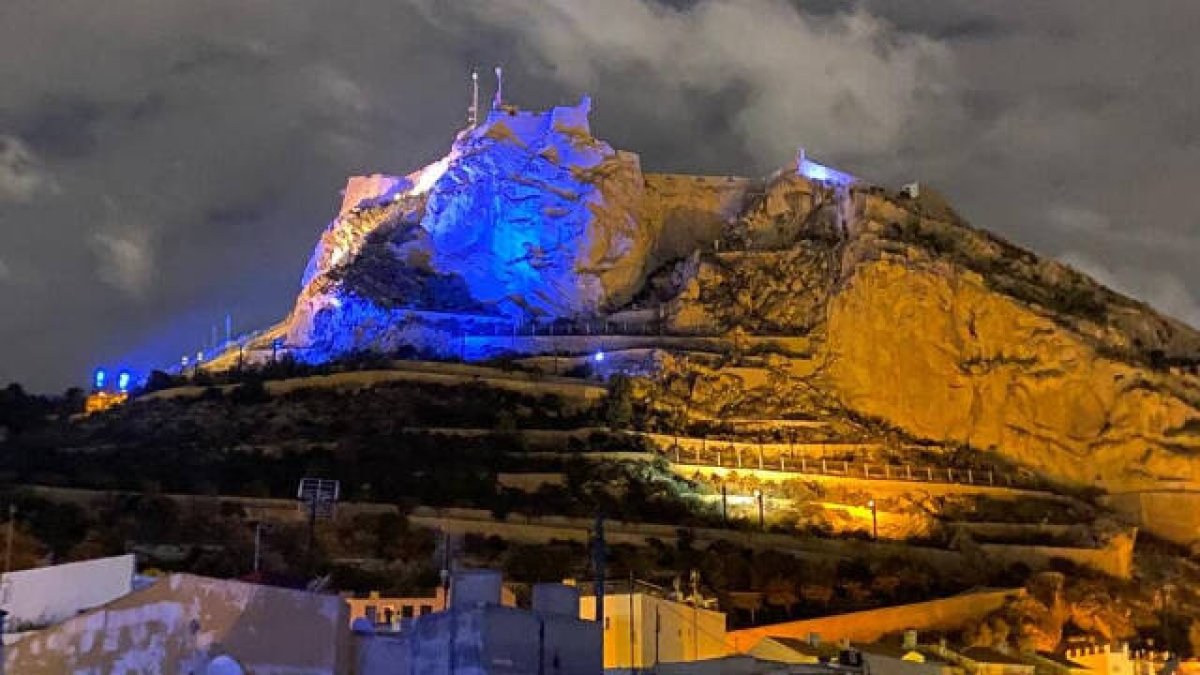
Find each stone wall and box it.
[643,173,752,265]
[726,587,1024,652]
[1101,488,1200,548]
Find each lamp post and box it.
[721,484,728,524]
[867,499,878,540]
[252,522,266,574]
[753,489,765,530]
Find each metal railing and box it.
[662,443,1025,489]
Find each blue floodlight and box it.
[93,368,107,390]
[593,351,605,363]
[117,370,132,393]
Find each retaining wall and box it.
[725,588,1025,652]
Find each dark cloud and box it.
[12,94,104,159]
[0,0,1197,391]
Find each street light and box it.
[753,489,765,530]
[867,499,878,540]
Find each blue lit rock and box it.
[422,98,649,316]
[287,97,655,352]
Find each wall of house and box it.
[3,573,351,674]
[579,593,728,669]
[0,554,135,631]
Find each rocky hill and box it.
[268,96,1200,534]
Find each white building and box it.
[579,582,730,672]
[0,554,136,635]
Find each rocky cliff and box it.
[279,97,1200,496]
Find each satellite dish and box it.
[205,655,245,675]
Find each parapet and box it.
[796,148,857,187]
[339,174,404,215]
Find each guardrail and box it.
[661,443,1027,489]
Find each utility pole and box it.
[868,499,878,540]
[252,522,264,573]
[655,604,661,670]
[4,504,15,573]
[753,490,765,530]
[689,569,700,661]
[628,571,637,672]
[591,513,606,631]
[305,497,317,574]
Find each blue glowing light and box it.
[93,368,107,390]
[593,351,605,363]
[117,370,132,393]
[797,151,856,187]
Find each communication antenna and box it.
[468,69,479,128]
[297,478,340,575]
[492,65,503,110]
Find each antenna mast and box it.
[492,65,503,110]
[468,69,479,128]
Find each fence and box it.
[661,442,1026,489]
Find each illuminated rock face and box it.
[421,100,649,316]
[287,97,655,353]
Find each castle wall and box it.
[339,173,403,215]
[643,173,753,265]
[1101,488,1200,548]
[725,588,1024,652]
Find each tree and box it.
[604,375,635,430]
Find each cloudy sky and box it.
[1,0,1197,391]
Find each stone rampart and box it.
[725,588,1025,652]
[1101,489,1200,548]
[644,173,753,263]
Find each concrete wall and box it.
[725,588,1025,652]
[0,554,135,631]
[4,573,351,674]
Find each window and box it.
[401,606,414,619]
[420,605,433,615]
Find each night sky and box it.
[2,1,1198,392]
